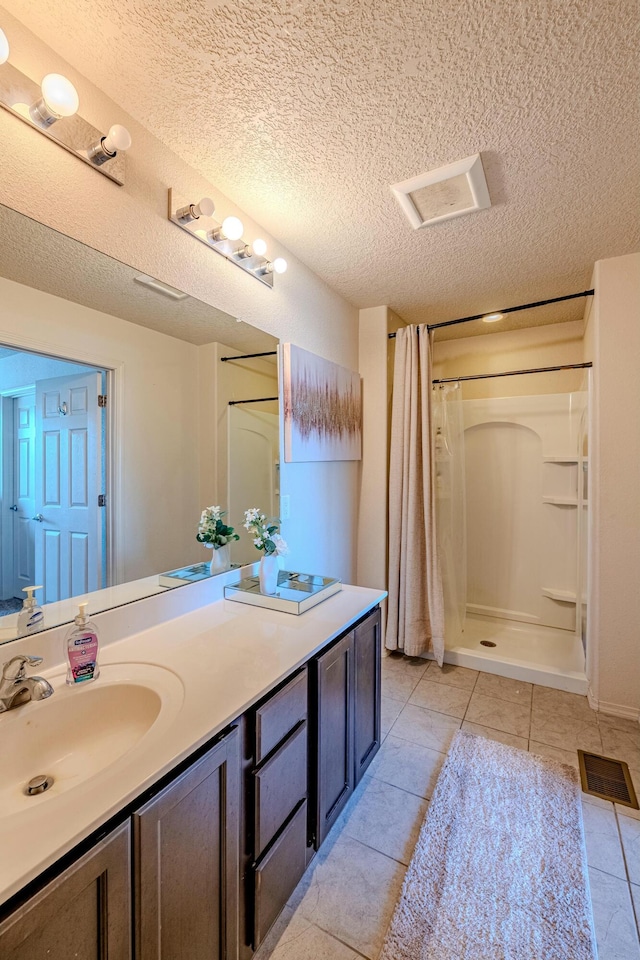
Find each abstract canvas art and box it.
[282,343,362,462]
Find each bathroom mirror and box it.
[0,202,280,643]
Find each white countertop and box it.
[0,584,385,908]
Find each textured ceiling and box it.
[0,204,278,352]
[1,0,639,327]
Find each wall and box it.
[432,320,586,398]
[0,8,360,582]
[0,275,201,584]
[584,252,640,719]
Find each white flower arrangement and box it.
[196,506,240,550]
[243,508,289,557]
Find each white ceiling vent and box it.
[390,153,491,229]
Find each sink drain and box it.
[480,640,497,648]
[25,774,54,796]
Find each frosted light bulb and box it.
[482,313,503,323]
[0,27,9,64]
[252,238,267,257]
[221,216,244,241]
[103,124,132,155]
[40,73,79,118]
[273,257,288,274]
[175,196,215,222]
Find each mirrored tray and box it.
[224,571,342,614]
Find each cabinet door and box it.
[353,607,382,785]
[0,822,131,960]
[134,727,240,960]
[315,630,354,847]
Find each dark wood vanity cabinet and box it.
[0,822,131,960]
[313,606,382,847]
[134,726,241,960]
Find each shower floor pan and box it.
[440,614,587,695]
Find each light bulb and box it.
[41,73,79,117]
[273,257,288,274]
[482,313,503,323]
[221,216,244,241]
[103,124,132,155]
[0,27,9,64]
[252,238,267,257]
[175,197,215,222]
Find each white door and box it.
[12,392,36,598]
[228,408,280,565]
[34,373,103,604]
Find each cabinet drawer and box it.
[254,721,307,858]
[255,667,307,763]
[253,801,308,949]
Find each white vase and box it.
[259,554,280,595]
[209,543,231,576]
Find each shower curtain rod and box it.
[228,396,279,405]
[387,289,594,338]
[432,362,592,385]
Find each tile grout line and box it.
[613,805,640,939]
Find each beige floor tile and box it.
[381,670,422,703]
[600,723,640,772]
[253,906,296,960]
[461,720,528,751]
[617,803,640,822]
[338,775,428,865]
[382,654,429,678]
[423,661,479,691]
[390,702,462,754]
[474,672,532,706]
[257,910,361,960]
[581,801,627,880]
[528,740,580,770]
[409,678,472,718]
[465,691,531,739]
[368,734,445,799]
[530,712,603,754]
[598,713,640,736]
[588,867,640,960]
[619,814,640,885]
[532,685,598,724]
[295,834,406,959]
[632,885,640,936]
[380,696,404,740]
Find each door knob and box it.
[9,504,18,511]
[32,514,44,522]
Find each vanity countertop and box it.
[0,584,385,908]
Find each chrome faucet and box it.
[0,655,54,713]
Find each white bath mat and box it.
[380,731,597,960]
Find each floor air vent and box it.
[578,750,639,808]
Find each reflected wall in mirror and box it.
[0,203,279,643]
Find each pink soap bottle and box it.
[65,603,100,685]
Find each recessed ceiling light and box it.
[482,313,503,323]
[134,274,188,300]
[390,153,491,229]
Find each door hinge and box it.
[98,395,108,408]
[98,494,106,507]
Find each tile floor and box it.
[255,655,640,960]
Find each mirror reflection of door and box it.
[228,406,280,565]
[1,348,108,615]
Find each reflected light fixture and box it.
[0,27,9,64]
[168,187,288,289]
[30,73,79,125]
[482,313,503,323]
[88,123,132,165]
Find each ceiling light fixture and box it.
[168,188,287,289]
[0,48,130,184]
[134,274,189,300]
[482,313,504,323]
[0,27,9,64]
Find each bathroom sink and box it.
[0,663,184,815]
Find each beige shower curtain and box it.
[386,324,445,665]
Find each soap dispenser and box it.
[17,585,45,637]
[65,602,100,685]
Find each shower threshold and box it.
[437,614,588,695]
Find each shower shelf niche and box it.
[542,496,578,506]
[541,586,577,603]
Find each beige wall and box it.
[586,252,640,718]
[0,8,360,582]
[432,321,586,398]
[0,275,201,584]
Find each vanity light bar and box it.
[0,26,131,185]
[167,188,287,290]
